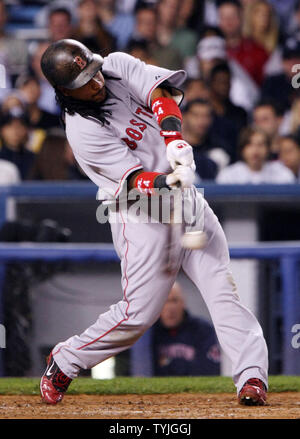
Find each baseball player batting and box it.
[39,39,268,406]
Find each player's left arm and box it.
[150,87,195,171]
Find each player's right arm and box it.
[66,114,193,200]
[150,87,196,172]
[126,86,195,193]
[124,77,195,192]
[105,52,195,172]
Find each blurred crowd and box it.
[1,0,300,184]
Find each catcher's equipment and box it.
[41,39,104,90]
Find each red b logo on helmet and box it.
[74,56,87,70]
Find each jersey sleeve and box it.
[103,52,187,108]
[65,114,143,201]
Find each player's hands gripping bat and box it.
[166,164,195,189]
[166,139,196,171]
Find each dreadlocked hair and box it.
[55,73,121,128]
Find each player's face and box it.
[61,70,107,103]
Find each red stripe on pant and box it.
[53,214,130,356]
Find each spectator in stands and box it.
[279,97,300,136]
[0,109,35,180]
[133,4,157,42]
[194,29,227,81]
[0,159,20,185]
[182,78,210,107]
[0,0,28,86]
[155,0,197,60]
[1,94,25,115]
[1,94,44,154]
[244,0,283,78]
[217,126,295,183]
[196,0,218,27]
[242,0,279,54]
[177,0,204,34]
[72,0,116,54]
[195,33,260,111]
[208,61,248,159]
[97,0,135,50]
[130,4,182,70]
[217,0,269,85]
[152,282,221,376]
[48,7,73,42]
[253,99,284,156]
[182,99,231,179]
[126,39,157,65]
[28,128,88,181]
[261,39,300,112]
[16,75,60,131]
[30,41,59,115]
[279,135,300,180]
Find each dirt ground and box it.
[0,392,299,419]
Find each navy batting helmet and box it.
[40,39,104,89]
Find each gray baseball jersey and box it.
[52,53,268,392]
[65,52,186,201]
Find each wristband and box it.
[151,97,182,126]
[134,172,168,195]
[160,130,183,146]
[161,116,182,132]
[154,174,171,190]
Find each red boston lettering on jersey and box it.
[122,109,152,150]
[122,137,137,150]
[136,107,153,119]
[126,127,143,141]
[130,119,147,132]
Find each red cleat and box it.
[40,354,72,405]
[238,378,267,406]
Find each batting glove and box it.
[166,165,195,189]
[166,139,195,170]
